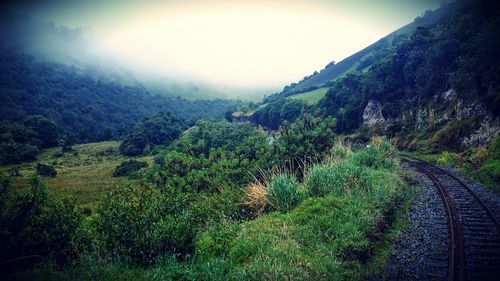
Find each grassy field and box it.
[288,87,329,105]
[1,141,153,209]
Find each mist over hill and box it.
[0,13,272,101]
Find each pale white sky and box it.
[23,0,444,87]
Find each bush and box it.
[95,185,174,265]
[112,159,148,177]
[36,163,57,177]
[436,150,463,167]
[196,223,241,260]
[94,185,226,265]
[351,137,397,169]
[119,112,187,156]
[266,174,303,213]
[0,175,82,267]
[274,114,337,165]
[330,142,351,160]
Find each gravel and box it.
[385,162,500,280]
[386,161,449,280]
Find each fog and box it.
[0,0,445,100]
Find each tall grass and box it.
[266,174,303,213]
[305,162,368,197]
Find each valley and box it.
[0,0,499,280]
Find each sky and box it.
[4,0,445,88]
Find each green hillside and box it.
[264,0,467,103]
[288,87,329,105]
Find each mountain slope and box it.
[0,51,238,164]
[264,1,469,102]
[255,0,499,152]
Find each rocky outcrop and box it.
[462,117,500,147]
[231,112,252,123]
[395,88,499,150]
[363,99,386,127]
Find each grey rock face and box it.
[363,99,386,127]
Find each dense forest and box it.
[0,51,238,164]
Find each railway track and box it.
[404,156,500,281]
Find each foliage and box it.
[305,161,367,197]
[3,136,407,280]
[0,51,238,159]
[251,99,306,130]
[330,142,352,160]
[148,120,274,193]
[412,137,500,192]
[350,137,398,169]
[196,141,404,280]
[36,163,57,177]
[119,112,187,156]
[436,151,463,167]
[112,160,148,178]
[0,118,58,164]
[0,172,10,206]
[93,184,193,265]
[0,175,82,267]
[274,114,337,165]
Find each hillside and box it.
[264,0,468,102]
[0,51,239,164]
[254,0,499,152]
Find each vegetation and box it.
[1,135,407,280]
[35,163,57,177]
[288,87,329,105]
[255,1,499,146]
[0,141,152,210]
[112,160,148,178]
[412,137,500,192]
[0,51,238,163]
[0,1,497,280]
[119,112,187,156]
[251,99,306,130]
[274,114,337,165]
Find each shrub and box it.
[330,142,351,160]
[94,185,176,265]
[93,185,230,265]
[0,175,82,267]
[119,112,187,156]
[8,167,20,177]
[36,163,57,177]
[274,114,337,165]
[436,151,463,167]
[112,159,148,177]
[351,137,397,169]
[266,174,303,213]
